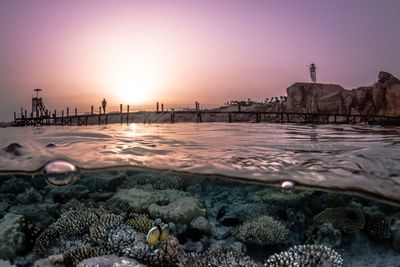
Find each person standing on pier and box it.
[102,98,107,114]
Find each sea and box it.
[0,123,400,267]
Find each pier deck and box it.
[12,110,400,126]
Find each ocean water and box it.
[0,123,400,267]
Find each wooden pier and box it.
[11,104,400,126]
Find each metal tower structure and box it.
[32,88,47,116]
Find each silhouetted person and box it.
[102,98,107,114]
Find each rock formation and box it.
[285,71,400,116]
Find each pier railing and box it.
[12,104,400,127]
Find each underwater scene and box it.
[1,123,400,267]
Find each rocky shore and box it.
[285,71,400,116]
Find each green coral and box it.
[126,214,155,233]
[365,213,391,240]
[252,187,312,205]
[265,244,343,267]
[182,248,261,267]
[314,207,365,234]
[235,216,288,245]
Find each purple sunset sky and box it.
[0,0,399,121]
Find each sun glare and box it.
[105,51,165,105]
[110,67,160,104]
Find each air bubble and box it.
[281,180,295,193]
[43,160,79,186]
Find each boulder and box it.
[149,197,206,224]
[373,71,400,116]
[190,216,211,234]
[108,188,187,214]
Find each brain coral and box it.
[314,207,365,234]
[235,216,288,245]
[265,244,343,267]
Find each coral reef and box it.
[252,187,312,205]
[0,213,26,260]
[265,244,343,267]
[234,216,288,245]
[16,188,43,204]
[123,236,182,267]
[181,248,261,267]
[305,223,342,248]
[365,213,391,240]
[121,174,184,190]
[233,203,278,222]
[126,214,156,233]
[314,207,365,234]
[152,175,184,190]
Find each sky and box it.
[1,0,400,121]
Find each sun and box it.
[112,71,157,104]
[106,56,164,105]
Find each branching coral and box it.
[182,248,262,267]
[235,216,288,245]
[34,210,98,257]
[314,207,365,234]
[365,213,391,240]
[63,244,102,266]
[265,244,343,267]
[126,213,155,233]
[89,213,124,244]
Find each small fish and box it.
[147,226,161,246]
[146,224,171,246]
[159,225,170,241]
